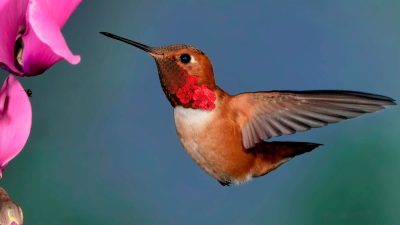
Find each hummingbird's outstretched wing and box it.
[232,90,395,149]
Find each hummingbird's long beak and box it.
[100,32,162,56]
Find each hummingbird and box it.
[100,32,395,186]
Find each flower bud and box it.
[0,187,23,225]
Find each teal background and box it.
[1,0,399,224]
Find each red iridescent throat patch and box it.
[176,75,216,110]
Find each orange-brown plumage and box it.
[174,87,322,184]
[101,32,395,186]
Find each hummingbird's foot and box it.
[218,180,231,186]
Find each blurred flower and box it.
[0,0,81,175]
[0,0,81,76]
[0,75,32,177]
[0,187,23,225]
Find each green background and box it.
[1,0,399,224]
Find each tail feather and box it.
[252,141,321,177]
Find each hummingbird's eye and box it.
[180,54,191,64]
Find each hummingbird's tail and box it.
[252,141,322,177]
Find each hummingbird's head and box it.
[101,32,217,110]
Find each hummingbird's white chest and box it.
[173,106,219,178]
[174,106,213,129]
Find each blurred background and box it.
[1,0,399,224]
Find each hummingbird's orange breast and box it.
[174,89,257,184]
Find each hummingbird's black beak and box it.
[100,32,161,56]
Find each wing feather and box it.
[232,90,395,149]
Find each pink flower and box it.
[0,75,32,177]
[0,0,81,76]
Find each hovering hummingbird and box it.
[100,32,395,186]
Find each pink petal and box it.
[21,0,81,76]
[0,75,32,176]
[0,0,29,75]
